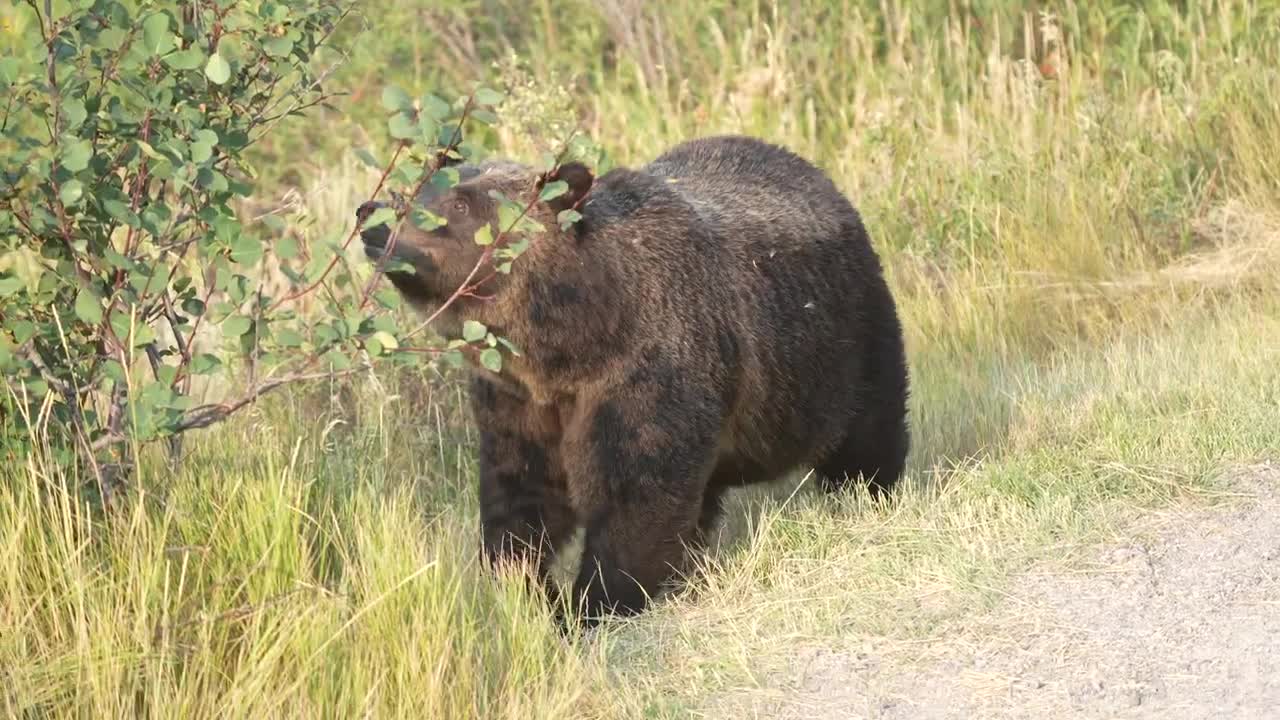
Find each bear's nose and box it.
[355,200,385,225]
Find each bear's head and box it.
[355,156,593,315]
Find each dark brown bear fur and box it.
[357,135,910,626]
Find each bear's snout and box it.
[355,200,384,225]
[356,200,390,251]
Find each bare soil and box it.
[707,463,1280,719]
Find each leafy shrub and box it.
[0,0,586,505]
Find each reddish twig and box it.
[266,143,406,312]
[172,362,367,433]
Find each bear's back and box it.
[643,135,862,256]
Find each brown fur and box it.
[358,135,911,626]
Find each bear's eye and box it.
[452,199,469,215]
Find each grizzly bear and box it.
[356,135,910,627]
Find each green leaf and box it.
[189,130,217,163]
[479,348,502,373]
[190,140,213,163]
[74,288,103,324]
[104,247,132,270]
[165,47,206,70]
[370,330,398,352]
[474,87,504,106]
[354,147,379,168]
[473,225,494,246]
[275,236,299,259]
[103,360,127,383]
[224,273,250,303]
[181,298,205,316]
[108,313,130,342]
[132,323,156,347]
[228,177,253,197]
[441,349,465,369]
[538,180,568,202]
[109,312,154,346]
[471,109,498,126]
[362,207,398,231]
[420,93,452,120]
[0,58,18,87]
[230,236,262,265]
[498,203,524,233]
[143,12,174,56]
[373,287,402,309]
[409,208,445,231]
[382,259,415,275]
[499,236,530,259]
[205,53,231,84]
[382,85,413,112]
[392,165,424,186]
[222,315,252,336]
[155,365,178,386]
[61,139,92,172]
[388,112,417,140]
[63,98,88,129]
[261,214,286,233]
[325,350,352,371]
[432,167,461,191]
[558,208,583,230]
[94,27,127,52]
[417,116,439,145]
[11,321,36,344]
[274,329,305,347]
[263,37,293,57]
[0,276,22,297]
[26,379,49,398]
[198,168,228,192]
[103,200,138,227]
[462,320,487,343]
[59,180,84,206]
[135,140,162,159]
[128,266,158,295]
[190,354,221,375]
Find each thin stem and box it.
[267,143,406,312]
[172,364,369,433]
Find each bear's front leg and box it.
[471,377,577,594]
[561,369,723,626]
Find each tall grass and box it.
[4,2,1280,717]
[2,377,615,717]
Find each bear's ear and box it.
[538,161,594,215]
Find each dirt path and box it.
[711,464,1280,719]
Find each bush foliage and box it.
[0,0,567,502]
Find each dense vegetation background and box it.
[2,1,1278,717]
